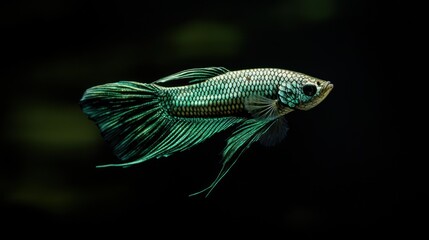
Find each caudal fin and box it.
[80,81,162,165]
[80,81,242,169]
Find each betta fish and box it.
[80,67,333,196]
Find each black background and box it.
[1,0,414,238]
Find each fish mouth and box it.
[318,81,333,100]
[321,81,333,98]
[310,81,333,106]
[325,81,334,93]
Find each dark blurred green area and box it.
[0,0,407,237]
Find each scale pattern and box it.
[160,68,306,118]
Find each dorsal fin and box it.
[153,67,229,85]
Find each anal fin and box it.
[190,117,286,197]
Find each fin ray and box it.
[190,119,276,197]
[244,95,281,120]
[154,67,229,85]
[259,117,289,146]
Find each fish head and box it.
[278,74,333,111]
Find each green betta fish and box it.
[80,67,333,196]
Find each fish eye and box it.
[303,84,317,96]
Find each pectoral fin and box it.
[244,95,280,120]
[244,95,290,146]
[258,117,289,146]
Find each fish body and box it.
[80,67,333,196]
[162,69,284,118]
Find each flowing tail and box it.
[80,81,241,169]
[80,81,163,165]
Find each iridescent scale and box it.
[162,68,295,117]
